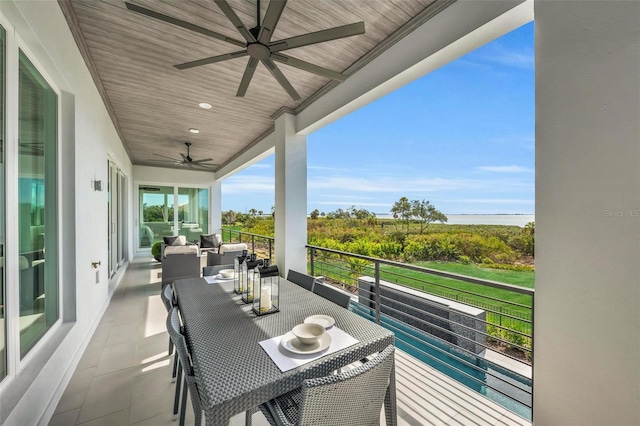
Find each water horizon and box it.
[375,213,535,227]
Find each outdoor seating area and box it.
[48,256,530,426]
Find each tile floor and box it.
[49,256,531,426]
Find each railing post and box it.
[374,260,381,324]
[268,239,273,261]
[251,235,255,254]
[309,247,315,276]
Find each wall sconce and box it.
[93,180,104,191]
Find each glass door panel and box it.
[139,185,174,249]
[18,51,58,357]
[177,187,209,243]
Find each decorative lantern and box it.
[234,253,247,295]
[252,261,279,316]
[242,258,263,303]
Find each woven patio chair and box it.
[167,307,203,426]
[286,270,316,291]
[202,263,233,277]
[259,345,394,426]
[312,283,351,308]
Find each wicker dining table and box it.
[172,276,397,426]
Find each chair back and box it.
[297,345,395,426]
[312,283,351,308]
[166,307,203,426]
[161,284,174,312]
[203,263,234,277]
[287,270,315,291]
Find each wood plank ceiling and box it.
[60,0,446,172]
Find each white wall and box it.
[535,2,640,424]
[0,0,133,424]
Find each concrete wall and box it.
[0,1,132,424]
[535,2,640,424]
[357,276,486,354]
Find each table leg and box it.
[384,356,398,426]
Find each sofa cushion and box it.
[200,233,222,248]
[218,243,248,255]
[164,245,199,256]
[164,235,186,246]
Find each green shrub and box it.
[151,242,162,261]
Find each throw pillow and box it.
[213,233,222,247]
[163,235,179,246]
[200,234,216,248]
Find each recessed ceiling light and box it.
[198,102,212,109]
[189,128,200,134]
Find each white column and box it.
[274,113,307,276]
[535,2,640,424]
[211,180,222,233]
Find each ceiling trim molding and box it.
[57,0,133,162]
[294,0,456,115]
[270,106,296,121]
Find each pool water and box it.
[351,304,532,421]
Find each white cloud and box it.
[308,175,531,194]
[478,166,531,173]
[314,201,391,208]
[221,175,275,194]
[447,198,534,205]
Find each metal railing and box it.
[307,244,534,419]
[221,228,275,261]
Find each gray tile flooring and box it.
[49,256,531,426]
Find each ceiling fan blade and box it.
[214,0,256,43]
[271,53,347,82]
[175,50,248,70]
[180,153,188,162]
[153,153,181,161]
[261,59,300,101]
[236,57,259,97]
[192,158,214,164]
[148,158,179,163]
[269,21,365,52]
[192,163,219,170]
[258,0,287,44]
[124,2,245,48]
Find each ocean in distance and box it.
[375,214,535,227]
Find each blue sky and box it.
[222,22,534,216]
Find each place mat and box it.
[204,275,233,284]
[259,326,359,372]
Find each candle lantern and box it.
[233,254,247,295]
[241,258,263,303]
[252,262,279,316]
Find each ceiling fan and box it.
[150,142,218,170]
[125,0,365,101]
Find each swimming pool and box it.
[351,303,532,420]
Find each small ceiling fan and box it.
[150,143,218,170]
[125,0,365,100]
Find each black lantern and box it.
[252,262,279,315]
[233,253,247,295]
[242,258,263,303]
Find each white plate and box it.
[280,331,332,355]
[214,274,234,281]
[304,315,335,329]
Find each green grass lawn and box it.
[312,254,533,328]
[417,261,534,289]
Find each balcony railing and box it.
[221,228,275,261]
[307,244,534,420]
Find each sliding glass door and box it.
[139,185,174,249]
[18,51,58,357]
[177,187,209,243]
